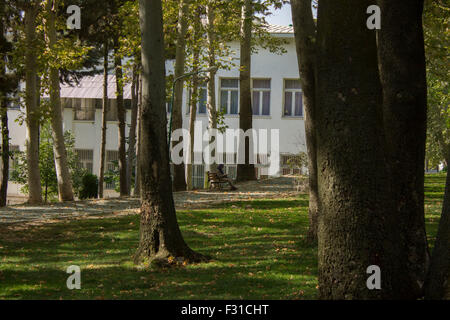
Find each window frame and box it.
[251,78,271,116]
[219,78,239,115]
[282,79,304,118]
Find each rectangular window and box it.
[107,99,118,121]
[74,98,95,121]
[75,149,94,174]
[220,78,239,115]
[106,150,119,190]
[283,79,303,117]
[187,84,208,115]
[252,79,271,116]
[8,145,20,181]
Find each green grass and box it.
[0,174,446,300]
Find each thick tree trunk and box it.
[98,41,108,199]
[114,38,128,197]
[315,0,410,299]
[126,65,139,195]
[425,155,450,299]
[135,0,207,264]
[171,0,189,192]
[24,5,42,204]
[236,0,256,182]
[376,0,430,297]
[206,5,218,175]
[45,0,74,202]
[291,0,319,242]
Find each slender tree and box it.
[236,0,257,182]
[98,41,109,199]
[291,0,319,242]
[135,0,207,264]
[44,0,74,202]
[24,3,42,204]
[126,64,139,194]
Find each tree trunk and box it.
[0,96,8,207]
[171,0,189,192]
[425,154,450,299]
[0,11,10,207]
[114,37,128,197]
[236,0,256,182]
[45,0,74,202]
[315,0,410,299]
[376,0,430,297]
[135,0,207,264]
[206,4,218,174]
[134,75,143,197]
[291,0,319,243]
[127,64,139,195]
[24,4,42,204]
[98,41,108,199]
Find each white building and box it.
[6,25,306,197]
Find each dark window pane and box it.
[220,90,228,114]
[230,91,239,114]
[285,79,301,89]
[221,79,239,88]
[252,91,260,115]
[262,91,271,115]
[295,92,303,116]
[253,79,270,89]
[198,88,207,114]
[284,92,292,116]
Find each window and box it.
[220,79,239,115]
[187,84,208,115]
[8,145,20,181]
[252,79,271,116]
[106,150,119,190]
[74,98,95,121]
[107,99,118,121]
[75,149,94,174]
[283,80,303,117]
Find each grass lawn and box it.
[0,174,446,300]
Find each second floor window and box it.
[283,79,303,117]
[220,78,239,115]
[187,84,208,115]
[252,79,271,116]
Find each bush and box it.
[79,173,99,200]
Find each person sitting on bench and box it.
[217,164,238,191]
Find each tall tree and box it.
[236,0,257,182]
[315,0,411,299]
[171,0,190,192]
[376,0,430,296]
[98,41,109,199]
[23,3,42,204]
[44,0,74,202]
[135,0,206,264]
[291,0,319,242]
[127,64,139,194]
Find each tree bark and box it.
[134,75,143,197]
[206,4,218,175]
[315,0,410,299]
[24,4,42,204]
[45,0,74,202]
[98,41,108,199]
[236,0,256,182]
[291,0,319,243]
[135,0,207,264]
[127,64,139,195]
[376,0,430,297]
[114,37,128,197]
[425,154,450,299]
[0,9,10,207]
[171,0,189,192]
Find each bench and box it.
[207,171,229,190]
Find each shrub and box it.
[79,173,98,199]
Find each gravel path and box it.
[0,177,300,227]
